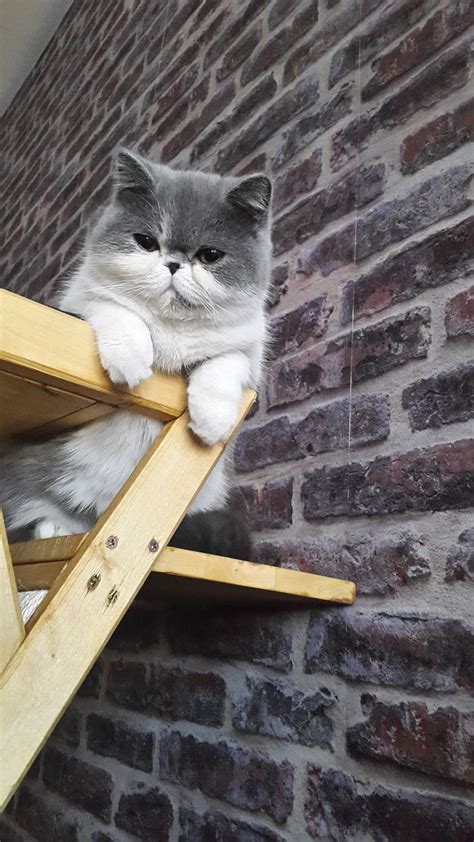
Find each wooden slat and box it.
[0,290,187,421]
[0,513,25,672]
[0,391,255,809]
[12,541,356,605]
[0,371,94,439]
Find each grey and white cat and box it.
[1,149,272,540]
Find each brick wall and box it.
[1,0,473,839]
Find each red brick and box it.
[235,417,304,472]
[238,477,293,529]
[267,263,289,308]
[329,0,436,88]
[364,1,474,100]
[341,217,474,323]
[267,308,430,408]
[160,732,294,823]
[180,808,285,842]
[107,660,148,711]
[204,0,270,68]
[51,707,81,748]
[149,666,226,726]
[161,80,235,162]
[446,528,474,583]
[234,677,335,749]
[273,149,322,213]
[305,610,474,691]
[305,766,474,842]
[15,786,79,842]
[86,713,154,772]
[445,285,474,338]
[115,786,173,842]
[108,601,161,651]
[303,166,472,276]
[43,747,113,822]
[402,364,474,431]
[255,531,430,596]
[331,42,472,170]
[241,1,319,86]
[347,697,474,784]
[216,24,262,82]
[302,439,474,520]
[401,99,474,174]
[270,295,331,358]
[269,0,301,30]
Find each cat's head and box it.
[89,149,272,321]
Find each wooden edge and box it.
[0,391,255,810]
[12,538,356,605]
[15,561,68,591]
[0,512,25,673]
[0,289,187,419]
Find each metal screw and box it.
[148,538,160,553]
[107,587,119,606]
[87,573,101,591]
[105,535,118,549]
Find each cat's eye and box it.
[196,247,225,264]
[134,233,159,252]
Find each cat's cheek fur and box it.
[87,303,154,387]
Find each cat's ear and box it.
[113,148,156,203]
[227,174,272,223]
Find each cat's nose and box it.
[167,260,180,275]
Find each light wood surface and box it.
[12,538,356,605]
[0,289,187,432]
[0,392,255,810]
[0,513,25,673]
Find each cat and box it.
[1,149,272,542]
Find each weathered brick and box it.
[204,0,270,69]
[115,786,173,842]
[330,0,437,88]
[274,162,384,256]
[108,601,161,651]
[302,439,474,520]
[216,75,319,173]
[86,713,154,772]
[162,81,235,162]
[445,286,474,338]
[143,62,199,118]
[160,732,294,823]
[364,0,474,100]
[235,417,304,472]
[305,609,474,692]
[347,697,474,784]
[15,785,79,842]
[180,807,285,842]
[331,43,472,170]
[255,531,430,596]
[401,98,474,174]
[267,308,430,408]
[402,364,474,431]
[51,706,81,748]
[234,677,335,749]
[241,2,319,86]
[270,295,331,358]
[77,657,103,698]
[303,166,472,276]
[168,608,293,672]
[107,660,148,711]
[273,149,322,213]
[284,0,383,83]
[238,478,293,529]
[149,666,226,726]
[305,766,474,842]
[43,747,113,821]
[0,818,25,842]
[267,263,289,308]
[446,528,474,583]
[269,0,301,30]
[216,24,262,82]
[341,217,474,323]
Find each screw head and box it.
[87,573,101,591]
[148,538,160,553]
[105,535,118,549]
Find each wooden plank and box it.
[0,290,187,420]
[0,370,94,440]
[15,561,68,591]
[12,541,356,605]
[0,391,255,809]
[0,512,25,673]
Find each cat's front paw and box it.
[97,328,154,389]
[188,393,238,446]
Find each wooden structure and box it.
[0,290,356,810]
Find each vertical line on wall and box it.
[346,0,363,500]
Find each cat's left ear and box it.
[227,174,272,223]
[113,148,156,203]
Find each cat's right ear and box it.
[113,148,156,204]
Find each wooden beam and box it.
[13,541,356,605]
[0,290,187,421]
[0,392,255,810]
[0,513,25,673]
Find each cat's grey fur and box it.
[1,150,272,540]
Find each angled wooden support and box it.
[0,513,25,673]
[0,393,254,810]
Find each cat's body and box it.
[1,150,272,541]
